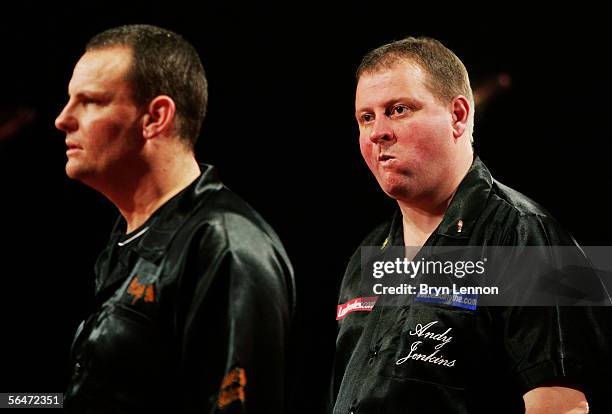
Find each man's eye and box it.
[391,105,409,116]
[361,114,373,123]
[81,97,98,105]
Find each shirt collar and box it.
[386,155,493,245]
[109,163,223,262]
[436,155,493,238]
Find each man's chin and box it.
[65,164,80,180]
[379,180,409,200]
[65,162,91,182]
[383,188,405,201]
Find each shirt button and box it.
[368,353,376,364]
[74,362,82,375]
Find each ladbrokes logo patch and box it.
[336,296,378,320]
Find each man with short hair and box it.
[332,37,609,413]
[56,24,295,413]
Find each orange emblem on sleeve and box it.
[126,276,155,304]
[218,367,247,409]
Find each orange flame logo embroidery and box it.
[218,367,247,409]
[126,276,155,304]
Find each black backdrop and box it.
[1,4,611,412]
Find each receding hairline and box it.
[80,45,135,74]
[74,45,139,99]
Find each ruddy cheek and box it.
[89,118,125,144]
[359,138,373,161]
[361,147,377,175]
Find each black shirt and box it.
[96,188,183,302]
[65,165,296,413]
[332,156,611,413]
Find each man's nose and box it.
[55,104,77,133]
[369,117,394,144]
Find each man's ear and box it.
[451,96,470,139]
[142,95,176,139]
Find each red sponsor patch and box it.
[336,296,378,320]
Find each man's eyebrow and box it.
[74,90,106,97]
[72,90,112,100]
[356,97,417,114]
[383,97,419,107]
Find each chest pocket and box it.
[378,302,478,390]
[70,257,169,395]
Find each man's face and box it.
[355,60,458,205]
[55,46,144,186]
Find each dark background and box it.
[1,4,610,412]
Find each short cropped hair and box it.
[357,36,474,110]
[86,24,208,148]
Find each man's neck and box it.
[108,155,201,233]
[398,153,473,247]
[399,197,451,247]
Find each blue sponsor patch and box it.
[415,292,478,310]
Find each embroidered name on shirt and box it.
[396,320,456,367]
[336,296,378,320]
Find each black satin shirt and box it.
[65,164,296,413]
[332,157,611,414]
